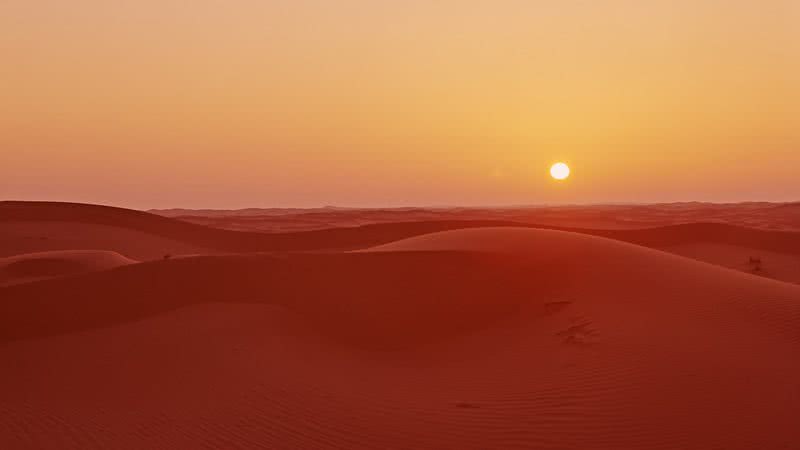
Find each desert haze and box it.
[1,201,799,449]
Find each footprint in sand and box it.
[556,321,598,345]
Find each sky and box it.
[2,0,799,209]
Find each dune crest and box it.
[0,250,137,286]
[5,202,800,286]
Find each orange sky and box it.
[2,0,798,208]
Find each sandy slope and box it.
[0,250,137,286]
[0,201,520,254]
[0,227,798,449]
[0,221,216,260]
[664,242,800,285]
[4,202,800,287]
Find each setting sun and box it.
[550,163,570,181]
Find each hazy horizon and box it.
[7,188,800,213]
[5,198,800,212]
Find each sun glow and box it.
[550,163,570,181]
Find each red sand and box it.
[4,201,800,284]
[0,250,137,286]
[152,202,800,232]
[1,202,799,449]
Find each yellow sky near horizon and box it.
[2,0,798,208]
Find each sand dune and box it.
[4,202,800,287]
[0,250,541,346]
[1,227,798,449]
[0,201,519,254]
[0,250,137,286]
[664,242,800,285]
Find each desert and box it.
[4,1,798,447]
[1,201,799,449]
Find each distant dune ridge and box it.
[150,201,800,232]
[0,202,799,449]
[3,201,800,283]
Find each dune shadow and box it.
[0,251,564,350]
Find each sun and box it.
[550,162,570,180]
